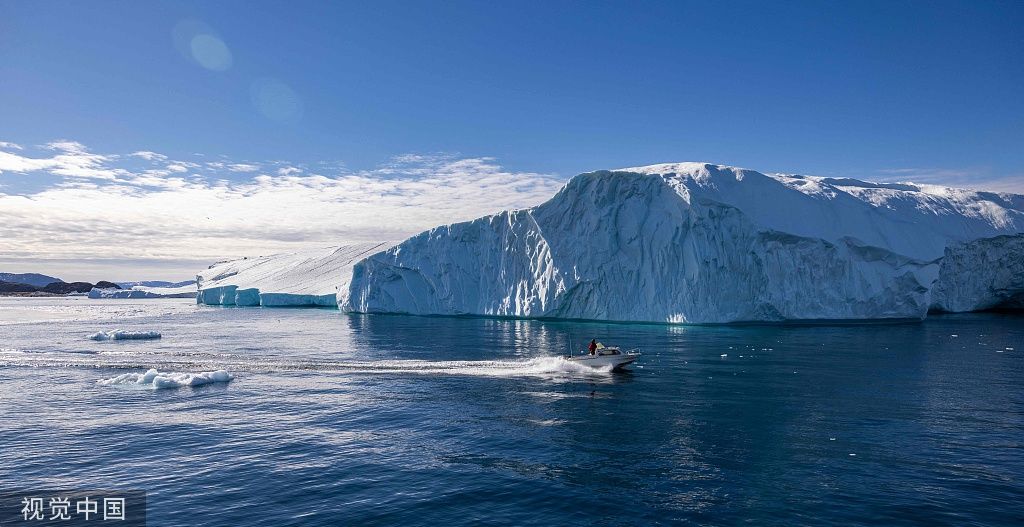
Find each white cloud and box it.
[0,150,55,173]
[0,141,129,180]
[0,140,565,280]
[43,140,88,153]
[227,163,260,172]
[878,167,1024,194]
[0,141,23,150]
[130,151,168,161]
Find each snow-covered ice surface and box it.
[88,330,162,341]
[344,163,1024,323]
[196,243,392,307]
[98,368,233,389]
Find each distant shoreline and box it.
[0,292,81,297]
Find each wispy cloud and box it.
[226,163,260,172]
[877,167,1024,194]
[129,151,168,161]
[0,140,565,279]
[0,140,131,181]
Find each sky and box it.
[1,0,1022,281]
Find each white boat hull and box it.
[567,352,639,370]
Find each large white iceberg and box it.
[341,163,1024,323]
[196,243,392,307]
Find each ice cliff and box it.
[342,163,1024,323]
[197,243,391,307]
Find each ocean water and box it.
[1,297,1022,526]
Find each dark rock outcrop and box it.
[0,281,40,293]
[41,281,95,294]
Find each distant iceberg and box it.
[116,280,196,289]
[89,283,197,299]
[98,368,233,389]
[199,163,1024,323]
[196,243,391,307]
[88,330,162,341]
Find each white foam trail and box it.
[88,330,162,341]
[4,351,615,381]
[98,368,233,389]
[325,357,614,378]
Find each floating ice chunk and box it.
[720,354,728,358]
[88,330,162,341]
[98,368,233,389]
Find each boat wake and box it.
[0,348,614,381]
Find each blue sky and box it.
[1,0,1022,280]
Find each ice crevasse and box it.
[201,163,1024,323]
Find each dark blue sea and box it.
[1,297,1022,526]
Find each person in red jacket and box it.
[588,339,598,355]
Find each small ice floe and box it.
[1007,348,1015,351]
[951,334,958,338]
[849,453,856,457]
[98,368,233,389]
[720,353,728,358]
[829,437,836,441]
[88,330,162,341]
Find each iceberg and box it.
[930,234,1024,312]
[117,280,195,289]
[89,283,197,299]
[196,243,392,307]
[342,163,1024,323]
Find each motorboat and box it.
[567,343,640,370]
